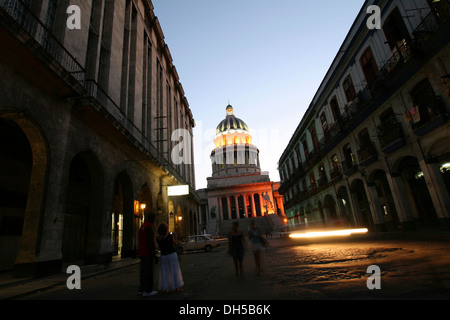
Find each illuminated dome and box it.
[211,105,261,178]
[216,105,249,135]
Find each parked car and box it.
[177,235,220,254]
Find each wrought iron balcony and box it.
[413,10,449,48]
[80,80,194,193]
[0,0,85,84]
[329,167,342,183]
[376,119,406,154]
[318,86,373,154]
[342,159,357,176]
[357,143,378,167]
[0,0,199,200]
[283,190,309,209]
[304,149,322,170]
[380,41,413,79]
[410,97,448,136]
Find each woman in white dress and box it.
[156,223,184,293]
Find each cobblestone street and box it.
[9,231,450,301]
[264,234,450,299]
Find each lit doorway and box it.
[111,213,123,257]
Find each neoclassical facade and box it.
[278,0,450,232]
[0,0,198,277]
[198,105,285,235]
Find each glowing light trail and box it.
[289,228,368,239]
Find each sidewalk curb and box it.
[1,258,139,300]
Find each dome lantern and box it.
[216,105,249,135]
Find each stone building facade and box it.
[278,0,450,232]
[199,105,286,235]
[0,0,199,277]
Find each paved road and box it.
[17,232,450,301]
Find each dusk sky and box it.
[152,0,365,189]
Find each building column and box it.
[227,196,232,220]
[349,191,364,227]
[250,193,256,218]
[243,194,249,218]
[420,160,450,224]
[366,183,386,231]
[387,174,416,230]
[218,197,224,220]
[259,192,265,216]
[234,195,240,219]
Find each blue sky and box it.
[152,0,365,189]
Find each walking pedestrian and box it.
[138,213,158,297]
[156,223,184,293]
[228,222,245,277]
[248,220,267,275]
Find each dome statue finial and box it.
[226,104,234,116]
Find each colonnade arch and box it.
[62,151,104,264]
[336,186,355,227]
[111,171,134,258]
[329,153,450,232]
[350,179,374,230]
[0,113,48,273]
[394,156,438,228]
[367,169,400,230]
[323,194,339,226]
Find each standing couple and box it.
[228,220,267,277]
[138,214,184,296]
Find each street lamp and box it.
[140,203,146,226]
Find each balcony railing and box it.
[329,167,342,183]
[283,190,309,209]
[0,0,85,83]
[316,8,450,156]
[376,119,406,154]
[380,41,413,79]
[409,96,448,136]
[82,80,193,190]
[413,11,443,44]
[317,177,328,188]
[0,1,199,197]
[342,159,357,176]
[318,86,372,154]
[357,143,378,167]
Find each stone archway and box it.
[398,156,438,228]
[0,114,48,275]
[337,186,354,227]
[350,179,373,229]
[62,151,104,265]
[369,169,400,230]
[0,111,49,277]
[316,200,325,227]
[112,171,134,259]
[323,194,340,227]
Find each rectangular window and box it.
[360,47,379,87]
[330,96,341,121]
[343,75,357,103]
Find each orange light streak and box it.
[289,228,368,239]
